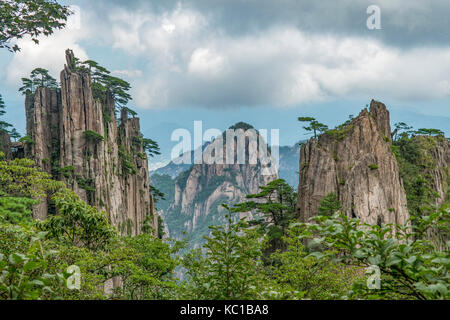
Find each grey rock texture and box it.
[25,49,157,236]
[430,138,450,206]
[166,125,278,245]
[0,130,11,159]
[297,100,410,225]
[410,135,449,206]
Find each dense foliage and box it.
[0,0,72,52]
[19,68,58,95]
[0,156,180,300]
[302,208,449,299]
[1,4,449,297]
[0,152,448,301]
[182,208,266,299]
[232,179,297,253]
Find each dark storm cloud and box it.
[101,0,450,48]
[64,0,450,109]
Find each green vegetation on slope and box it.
[0,153,448,300]
[0,155,180,300]
[392,126,449,217]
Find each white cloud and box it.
[112,70,143,78]
[116,21,450,109]
[6,2,450,109]
[110,2,207,55]
[6,8,89,87]
[188,48,226,77]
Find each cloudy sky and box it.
[0,0,449,166]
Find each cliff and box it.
[0,130,11,158]
[395,133,450,212]
[415,136,449,206]
[25,49,157,236]
[297,100,410,225]
[164,123,278,246]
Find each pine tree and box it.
[9,128,21,142]
[19,78,34,95]
[317,192,341,216]
[0,94,7,117]
[19,68,58,95]
[232,179,297,252]
[298,117,328,138]
[0,95,12,132]
[75,59,132,112]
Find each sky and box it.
[0,0,449,168]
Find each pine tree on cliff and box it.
[69,57,132,112]
[19,68,58,95]
[298,116,328,138]
[0,94,12,133]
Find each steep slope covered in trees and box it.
[393,134,449,214]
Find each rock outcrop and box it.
[164,123,278,246]
[25,49,157,236]
[430,138,449,205]
[0,130,11,158]
[407,135,450,206]
[297,100,410,225]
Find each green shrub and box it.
[326,124,354,141]
[182,209,266,300]
[38,189,116,250]
[59,165,75,178]
[19,136,33,144]
[302,208,449,300]
[118,146,136,176]
[83,130,104,143]
[317,192,342,216]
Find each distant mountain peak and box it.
[228,122,255,131]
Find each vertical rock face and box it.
[24,87,61,220]
[297,100,410,225]
[165,123,278,246]
[171,162,276,233]
[25,49,157,236]
[0,131,11,159]
[409,135,450,206]
[430,138,450,205]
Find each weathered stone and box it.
[167,126,278,239]
[0,130,11,159]
[297,100,410,226]
[25,49,157,235]
[411,135,450,206]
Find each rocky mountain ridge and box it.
[297,100,410,225]
[163,123,278,245]
[24,49,158,236]
[296,99,450,226]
